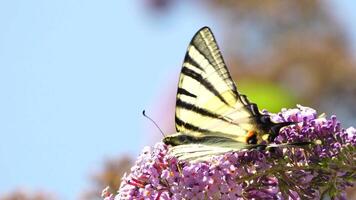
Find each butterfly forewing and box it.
[175,27,255,142]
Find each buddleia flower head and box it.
[103,105,355,199]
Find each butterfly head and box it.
[258,115,296,142]
[253,114,296,143]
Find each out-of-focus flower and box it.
[0,189,57,200]
[105,105,355,199]
[81,156,133,200]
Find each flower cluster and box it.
[103,105,355,200]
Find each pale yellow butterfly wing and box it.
[175,27,256,143]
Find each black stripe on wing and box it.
[238,94,260,117]
[176,99,231,123]
[193,27,239,97]
[175,116,229,136]
[181,67,229,105]
[177,87,197,98]
[184,53,205,72]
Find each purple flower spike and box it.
[104,106,355,199]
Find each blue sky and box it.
[0,1,355,199]
[0,0,219,199]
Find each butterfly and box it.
[162,27,295,161]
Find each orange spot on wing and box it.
[247,130,256,138]
[246,130,257,144]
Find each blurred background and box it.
[0,0,355,199]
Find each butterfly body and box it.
[163,27,293,161]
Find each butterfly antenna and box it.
[142,110,166,137]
